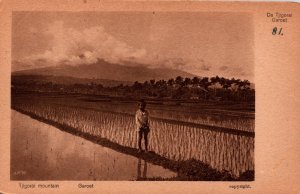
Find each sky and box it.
[12,12,254,81]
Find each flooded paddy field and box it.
[11,94,254,180]
[11,110,177,180]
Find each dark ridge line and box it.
[47,102,255,138]
[11,107,254,181]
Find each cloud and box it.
[219,65,228,71]
[20,21,212,74]
[180,58,212,72]
[17,20,216,77]
[198,59,211,71]
[160,58,186,69]
[24,21,147,67]
[14,20,252,80]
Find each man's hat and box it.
[138,99,146,106]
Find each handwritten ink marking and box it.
[272,27,283,36]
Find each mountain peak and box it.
[13,59,196,82]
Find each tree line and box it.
[12,75,255,102]
[128,76,253,102]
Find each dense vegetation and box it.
[12,75,255,102]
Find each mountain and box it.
[12,59,196,82]
[11,75,132,87]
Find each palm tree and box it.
[150,79,156,87]
[166,78,175,98]
[192,77,200,87]
[167,78,175,87]
[218,77,233,100]
[200,77,211,90]
[199,77,211,100]
[133,81,142,90]
[210,77,217,85]
[183,77,192,87]
[143,81,150,88]
[175,76,184,87]
[210,76,219,98]
[143,81,151,96]
[155,80,167,89]
[238,80,251,101]
[242,80,251,90]
[155,80,168,97]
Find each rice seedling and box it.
[14,95,255,131]
[12,100,254,177]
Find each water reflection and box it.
[11,110,177,180]
[137,158,148,180]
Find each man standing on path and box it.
[135,100,150,153]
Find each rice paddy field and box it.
[12,93,255,179]
[11,110,177,180]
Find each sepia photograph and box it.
[10,11,256,181]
